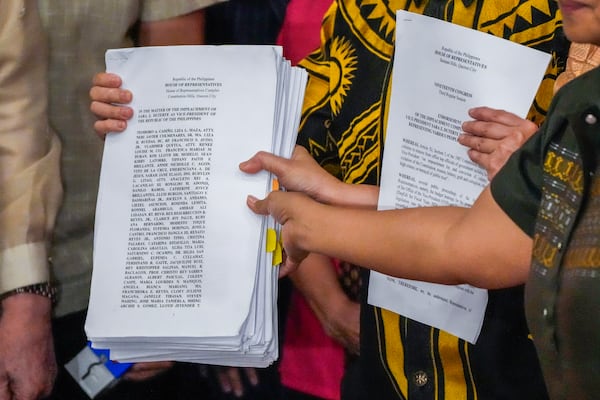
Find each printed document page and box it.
[85,45,306,366]
[367,10,551,343]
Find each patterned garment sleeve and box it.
[0,0,62,294]
[296,4,343,176]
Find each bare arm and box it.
[240,146,379,208]
[290,254,359,354]
[248,186,531,289]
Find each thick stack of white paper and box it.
[86,45,307,367]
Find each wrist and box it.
[318,178,346,206]
[322,181,379,208]
[294,199,328,253]
[1,291,53,322]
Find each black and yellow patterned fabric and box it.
[296,1,570,399]
[492,66,600,400]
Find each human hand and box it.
[89,72,134,139]
[247,191,319,276]
[214,367,259,398]
[0,294,56,400]
[459,106,538,180]
[240,146,341,204]
[122,361,174,381]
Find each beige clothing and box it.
[37,0,224,317]
[0,0,62,295]
[554,43,600,93]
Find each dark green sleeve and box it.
[492,65,600,237]
[490,128,546,238]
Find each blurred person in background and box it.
[36,2,225,399]
[0,1,62,398]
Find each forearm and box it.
[240,147,380,209]
[138,9,206,46]
[297,203,468,282]
[321,182,379,209]
[1,293,52,322]
[290,253,360,353]
[289,254,347,322]
[296,187,532,289]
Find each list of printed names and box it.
[121,106,216,309]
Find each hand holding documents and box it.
[85,45,307,367]
[368,10,551,343]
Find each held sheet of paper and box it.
[367,10,551,344]
[85,45,307,366]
